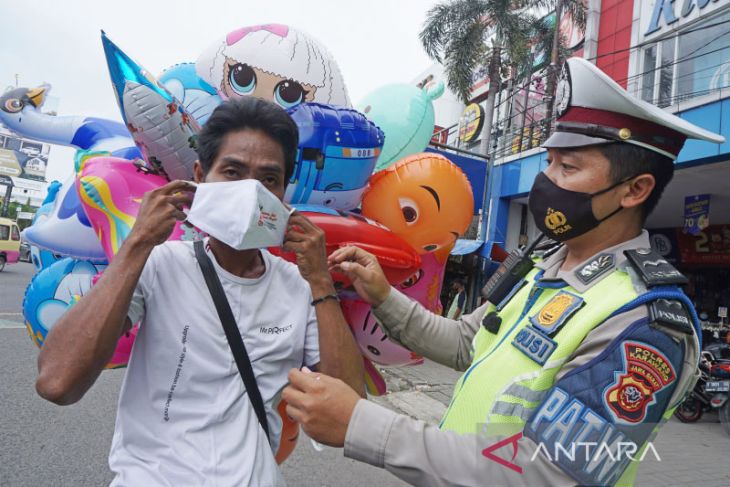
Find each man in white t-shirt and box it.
[36,97,365,486]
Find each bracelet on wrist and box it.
[311,293,340,306]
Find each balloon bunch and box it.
[4,24,474,411]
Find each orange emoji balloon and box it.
[362,152,474,259]
[275,399,300,464]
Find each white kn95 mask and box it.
[186,179,294,250]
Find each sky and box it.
[0,0,440,184]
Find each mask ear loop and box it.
[591,174,641,223]
[589,174,639,197]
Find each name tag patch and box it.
[512,326,557,365]
[529,290,584,335]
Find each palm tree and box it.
[421,0,586,156]
[420,0,535,158]
[537,0,587,123]
[420,1,587,244]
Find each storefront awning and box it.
[451,239,485,255]
[451,239,510,261]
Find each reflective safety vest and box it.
[439,264,694,486]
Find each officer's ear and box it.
[620,173,655,209]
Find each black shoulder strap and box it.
[648,298,695,335]
[193,240,270,441]
[624,248,688,287]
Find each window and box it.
[11,225,20,241]
[641,9,730,106]
[642,46,657,103]
[0,225,8,241]
[658,38,675,108]
[676,9,730,102]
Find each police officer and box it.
[282,58,725,486]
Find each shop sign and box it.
[458,103,485,143]
[649,228,681,264]
[644,0,730,39]
[683,194,711,235]
[719,306,728,319]
[677,224,730,266]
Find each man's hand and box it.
[128,180,195,249]
[283,212,333,294]
[328,246,391,307]
[282,368,360,447]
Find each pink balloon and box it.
[77,157,194,260]
[80,158,201,368]
[397,252,447,314]
[342,297,423,366]
[107,325,139,369]
[90,270,140,369]
[342,251,447,366]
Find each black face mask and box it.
[528,172,631,242]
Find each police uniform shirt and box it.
[343,231,698,486]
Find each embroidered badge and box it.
[604,341,676,424]
[575,253,614,284]
[529,290,584,335]
[512,326,557,365]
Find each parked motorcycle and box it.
[674,345,730,434]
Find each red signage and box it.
[677,224,730,266]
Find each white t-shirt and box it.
[109,239,320,487]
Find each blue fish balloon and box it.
[285,103,384,211]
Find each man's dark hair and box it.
[597,143,674,221]
[195,97,299,182]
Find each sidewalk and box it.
[371,360,730,487]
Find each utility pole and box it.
[477,46,502,244]
[14,74,19,87]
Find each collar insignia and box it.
[575,253,615,285]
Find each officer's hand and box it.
[127,180,195,249]
[282,368,360,448]
[283,212,334,295]
[328,246,391,307]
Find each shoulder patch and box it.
[624,248,688,287]
[649,299,694,335]
[524,319,684,486]
[604,341,676,424]
[575,253,614,284]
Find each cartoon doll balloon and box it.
[196,24,351,109]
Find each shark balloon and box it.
[102,31,200,181]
